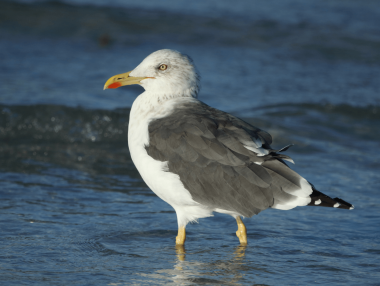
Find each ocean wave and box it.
[1,103,378,145]
[0,104,130,144]
[1,102,378,176]
[247,102,380,120]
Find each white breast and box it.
[127,93,213,227]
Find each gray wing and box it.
[146,101,309,217]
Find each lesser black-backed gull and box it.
[104,49,353,246]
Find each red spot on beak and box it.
[108,82,122,89]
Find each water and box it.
[0,0,380,285]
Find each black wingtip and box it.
[333,197,354,210]
[308,189,354,210]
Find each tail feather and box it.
[308,188,354,210]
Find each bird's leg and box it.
[176,226,186,245]
[235,217,248,245]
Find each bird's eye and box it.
[158,64,168,71]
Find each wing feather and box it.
[146,101,309,217]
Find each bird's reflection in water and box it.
[134,245,251,285]
[233,244,247,260]
[175,245,186,263]
[175,244,247,263]
[166,244,248,285]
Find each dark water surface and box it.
[1,0,380,285]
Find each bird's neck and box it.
[130,91,198,122]
[142,87,198,104]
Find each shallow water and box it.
[1,1,380,285]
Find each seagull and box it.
[104,49,353,246]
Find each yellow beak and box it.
[103,71,148,90]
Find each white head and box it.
[104,49,200,101]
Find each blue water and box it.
[0,0,380,285]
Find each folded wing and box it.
[146,101,318,217]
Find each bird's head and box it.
[104,49,200,100]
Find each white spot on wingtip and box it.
[315,199,321,205]
[350,205,354,210]
[333,203,340,208]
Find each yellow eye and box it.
[159,64,168,71]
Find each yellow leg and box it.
[176,226,186,245]
[235,217,247,245]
